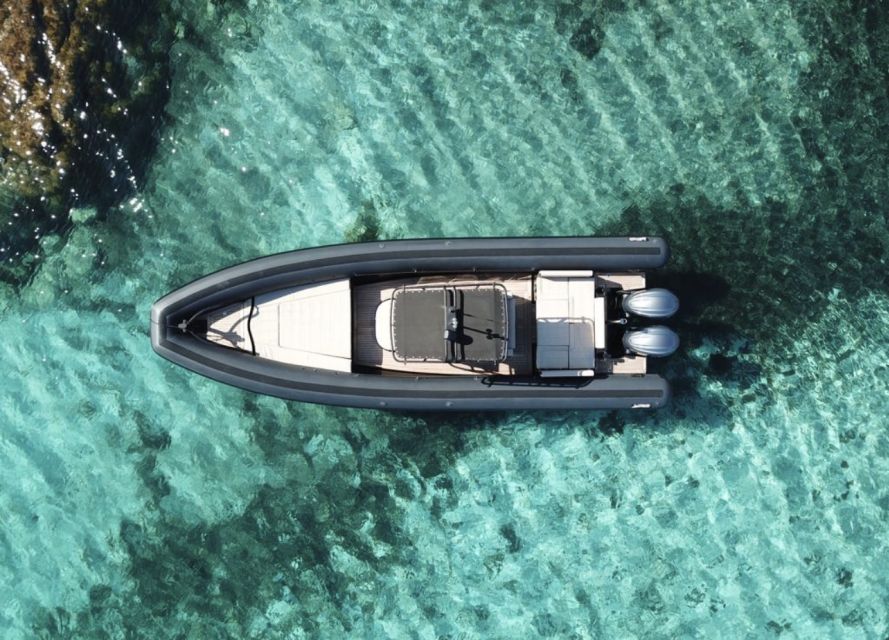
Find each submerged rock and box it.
[69,206,97,224]
[0,0,173,283]
[345,200,383,243]
[569,17,605,59]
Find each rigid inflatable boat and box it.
[150,237,679,410]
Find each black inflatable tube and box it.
[150,237,672,410]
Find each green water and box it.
[2,1,888,637]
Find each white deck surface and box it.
[596,273,645,291]
[205,272,648,376]
[206,300,252,351]
[251,279,352,371]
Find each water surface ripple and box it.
[2,1,888,638]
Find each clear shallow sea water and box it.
[2,0,889,637]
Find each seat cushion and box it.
[375,299,394,351]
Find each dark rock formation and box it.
[554,1,610,60]
[0,0,172,283]
[345,200,383,243]
[569,17,605,59]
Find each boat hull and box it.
[151,237,672,410]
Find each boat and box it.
[150,237,679,410]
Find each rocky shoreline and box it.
[0,0,173,284]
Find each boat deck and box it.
[352,274,534,375]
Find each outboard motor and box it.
[622,288,679,318]
[623,325,679,357]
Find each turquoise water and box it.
[3,0,889,637]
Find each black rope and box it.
[246,297,257,356]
